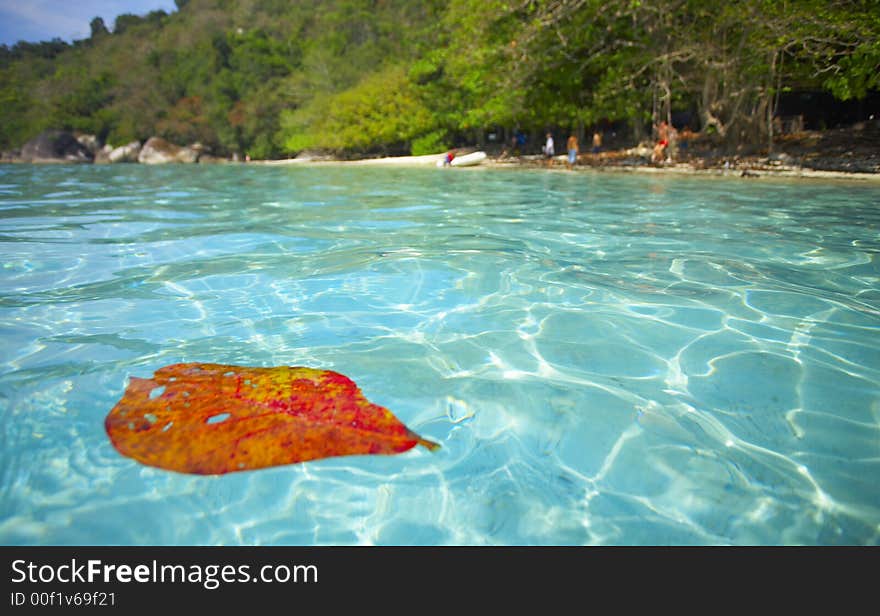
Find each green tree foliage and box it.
[90,17,110,39]
[0,0,876,157]
[282,65,436,156]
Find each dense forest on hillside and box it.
[1,0,878,159]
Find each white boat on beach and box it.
[436,151,487,168]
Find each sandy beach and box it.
[256,151,880,182]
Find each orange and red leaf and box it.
[105,363,439,475]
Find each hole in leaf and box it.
[224,371,235,377]
[144,413,158,424]
[206,412,232,425]
[162,421,174,432]
[149,386,166,400]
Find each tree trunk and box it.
[699,72,726,138]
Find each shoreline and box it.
[254,152,880,182]
[3,154,877,182]
[4,141,878,183]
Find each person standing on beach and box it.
[544,133,555,166]
[566,134,579,169]
[656,120,669,143]
[592,131,602,155]
[653,120,670,163]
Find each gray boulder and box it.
[138,137,198,164]
[76,133,100,155]
[20,130,94,163]
[94,144,113,164]
[108,141,142,163]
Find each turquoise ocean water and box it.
[0,163,878,545]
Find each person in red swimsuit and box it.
[653,121,669,163]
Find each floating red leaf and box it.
[105,363,439,475]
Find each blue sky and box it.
[0,1,178,46]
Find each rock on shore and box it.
[137,137,199,164]
[94,141,142,164]
[19,130,94,163]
